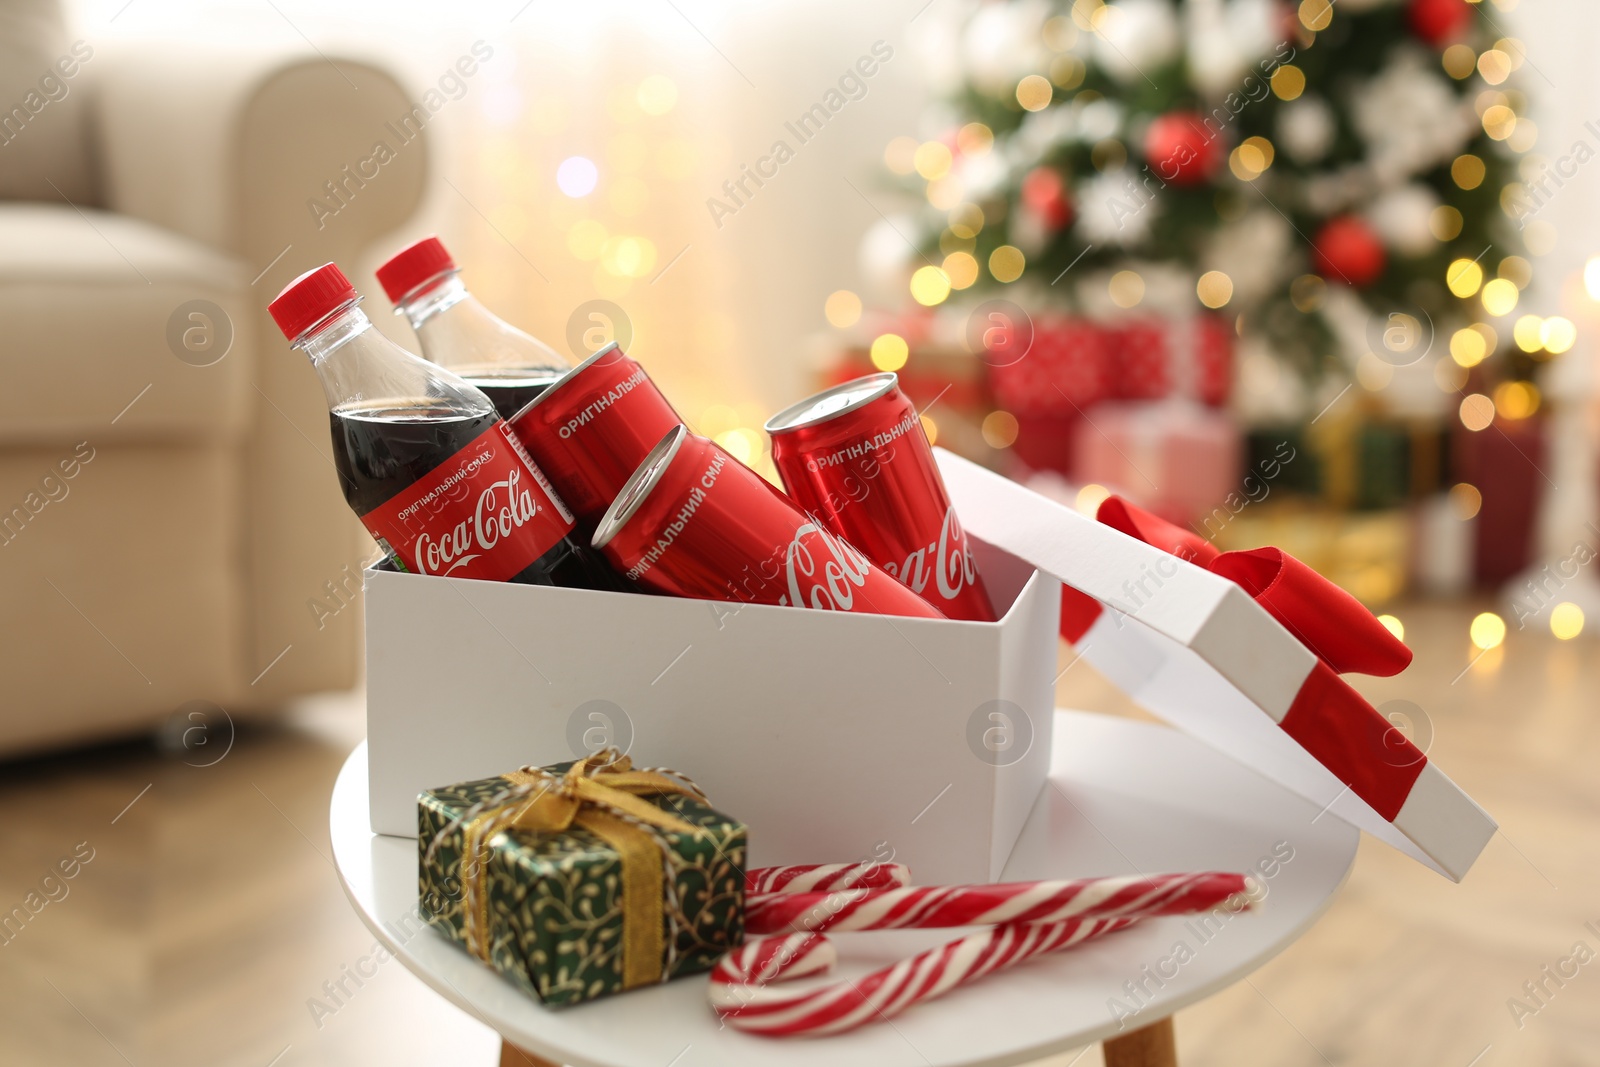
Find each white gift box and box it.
[364,536,1059,886]
[364,447,1495,885]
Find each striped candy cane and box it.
[710,917,1136,1036]
[745,871,1252,935]
[745,862,912,895]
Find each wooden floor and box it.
[2,600,1596,1066]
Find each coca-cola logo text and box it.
[882,506,978,603]
[777,522,873,611]
[414,467,542,577]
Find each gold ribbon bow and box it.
[447,750,706,991]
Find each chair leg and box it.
[499,1040,563,1067]
[1103,1015,1177,1067]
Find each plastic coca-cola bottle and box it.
[376,236,571,420]
[268,262,617,590]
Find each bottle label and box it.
[359,422,575,582]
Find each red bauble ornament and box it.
[1143,112,1221,187]
[1407,0,1474,46]
[1313,216,1387,287]
[1021,167,1073,229]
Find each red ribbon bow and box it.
[1061,495,1424,819]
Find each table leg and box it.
[1102,1015,1177,1067]
[500,1040,563,1067]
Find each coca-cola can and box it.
[591,425,946,619]
[508,341,683,532]
[765,373,996,621]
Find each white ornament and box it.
[1277,96,1337,165]
[1366,184,1441,257]
[1351,47,1473,184]
[1186,0,1281,97]
[1076,167,1157,247]
[962,0,1054,97]
[1094,0,1179,85]
[1202,210,1293,307]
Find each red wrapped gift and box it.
[1070,400,1242,529]
[1110,315,1234,407]
[1452,415,1547,586]
[986,315,1110,416]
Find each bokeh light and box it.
[1076,483,1110,517]
[870,333,909,371]
[636,75,678,116]
[1449,482,1483,520]
[824,290,862,328]
[989,245,1026,283]
[981,410,1020,448]
[1377,614,1405,642]
[1459,393,1495,431]
[1197,271,1234,308]
[1551,602,1585,640]
[910,266,952,306]
[1540,316,1576,354]
[1470,612,1507,650]
[556,156,599,197]
[1109,270,1145,308]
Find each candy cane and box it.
[710,917,1135,1036]
[746,871,1252,935]
[745,862,911,895]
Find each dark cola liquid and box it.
[329,398,620,589]
[455,367,567,421]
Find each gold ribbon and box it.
[453,751,704,991]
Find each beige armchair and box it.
[0,1,426,755]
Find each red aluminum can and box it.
[592,425,946,619]
[508,341,683,532]
[765,373,996,621]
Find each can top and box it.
[591,423,687,551]
[764,373,899,435]
[507,341,622,424]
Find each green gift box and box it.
[417,752,747,1007]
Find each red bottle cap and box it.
[269,263,359,341]
[375,236,458,305]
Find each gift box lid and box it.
[936,448,1496,882]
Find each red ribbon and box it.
[1060,495,1424,820]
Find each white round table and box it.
[329,710,1358,1067]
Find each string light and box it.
[981,410,1020,448]
[1442,45,1477,79]
[1109,270,1144,307]
[1493,380,1540,419]
[1551,602,1585,640]
[1017,75,1054,112]
[1481,277,1519,316]
[910,266,952,306]
[1452,154,1486,190]
[989,246,1026,283]
[1459,393,1495,431]
[1471,612,1507,650]
[824,290,862,328]
[557,156,599,197]
[870,333,909,371]
[914,141,952,181]
[1449,483,1482,520]
[636,75,678,116]
[1513,315,1544,352]
[1585,256,1600,300]
[1450,327,1488,367]
[1271,65,1305,100]
[1076,483,1111,516]
[956,123,993,156]
[1540,316,1576,354]
[943,251,980,289]
[1197,271,1234,308]
[1430,206,1464,241]
[919,414,939,446]
[1447,258,1484,298]
[1377,615,1405,642]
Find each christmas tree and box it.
[882,0,1539,421]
